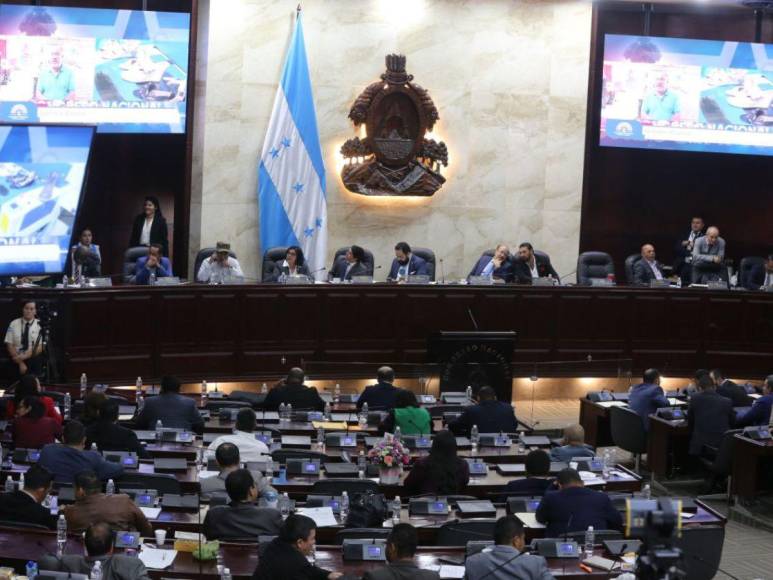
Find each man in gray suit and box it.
[692,226,727,283]
[38,522,150,580]
[363,523,439,580]
[200,442,276,499]
[465,515,555,580]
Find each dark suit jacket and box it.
[135,392,204,433]
[674,228,705,269]
[203,502,282,541]
[86,420,149,458]
[38,554,150,580]
[633,259,666,285]
[388,254,428,280]
[402,456,470,496]
[716,380,751,408]
[736,394,773,428]
[0,490,57,529]
[329,257,369,280]
[467,255,515,283]
[276,261,311,278]
[535,486,623,537]
[129,213,169,257]
[253,538,331,580]
[357,382,402,410]
[72,252,101,278]
[629,383,669,431]
[504,477,555,496]
[448,400,519,437]
[38,444,124,485]
[363,560,440,580]
[264,383,325,412]
[745,263,768,290]
[687,390,735,456]
[512,254,559,284]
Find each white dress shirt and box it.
[765,271,772,288]
[529,259,539,278]
[205,430,270,462]
[197,257,244,283]
[646,259,664,280]
[4,317,41,354]
[139,218,153,245]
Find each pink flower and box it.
[384,455,394,466]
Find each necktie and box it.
[21,322,30,351]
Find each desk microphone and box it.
[478,546,531,580]
[560,271,576,284]
[439,258,445,284]
[467,308,479,331]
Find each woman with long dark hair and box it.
[12,396,62,449]
[277,246,310,277]
[129,195,169,257]
[403,429,469,496]
[6,374,61,425]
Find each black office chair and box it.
[738,256,764,289]
[435,519,496,546]
[122,246,149,283]
[699,429,740,501]
[116,472,181,496]
[0,519,49,531]
[311,479,380,496]
[332,246,375,276]
[624,254,642,285]
[576,252,615,285]
[411,247,436,281]
[271,449,327,465]
[193,247,238,280]
[334,528,390,544]
[609,405,647,473]
[39,390,66,404]
[261,246,289,282]
[566,529,623,544]
[229,391,266,407]
[674,525,725,580]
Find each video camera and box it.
[626,497,686,579]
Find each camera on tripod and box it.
[35,300,58,331]
[626,497,686,579]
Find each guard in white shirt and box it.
[197,241,244,284]
[5,301,43,377]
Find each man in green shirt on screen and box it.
[641,72,680,122]
[36,44,75,101]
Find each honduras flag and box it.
[258,12,326,279]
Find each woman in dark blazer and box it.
[275,246,311,278]
[129,196,169,256]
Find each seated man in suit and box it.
[468,244,514,283]
[505,449,555,496]
[710,368,751,407]
[133,243,171,285]
[329,245,369,281]
[135,375,204,433]
[85,398,149,458]
[736,375,773,428]
[673,216,705,284]
[357,366,403,410]
[263,367,325,412]
[63,470,153,536]
[550,424,595,462]
[363,523,439,580]
[633,244,666,285]
[536,468,623,537]
[388,241,428,281]
[448,386,519,437]
[513,242,560,284]
[692,226,727,283]
[38,522,150,580]
[202,468,283,541]
[71,246,101,281]
[466,515,554,580]
[0,464,56,529]
[38,421,124,485]
[201,442,276,499]
[629,368,669,431]
[205,408,270,462]
[746,254,773,290]
[687,374,735,458]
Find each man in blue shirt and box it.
[36,45,76,101]
[629,368,669,431]
[133,244,171,285]
[550,424,595,462]
[357,366,403,410]
[736,375,773,428]
[640,72,680,122]
[38,421,123,485]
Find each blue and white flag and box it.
[258,13,326,279]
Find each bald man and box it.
[633,244,665,285]
[692,226,727,284]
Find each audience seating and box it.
[436,519,497,546]
[332,246,376,275]
[411,247,437,281]
[122,246,149,283]
[738,256,765,289]
[609,406,647,472]
[624,254,642,285]
[261,246,289,282]
[193,247,238,279]
[699,429,740,501]
[576,251,615,285]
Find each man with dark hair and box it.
[264,367,325,412]
[205,408,270,462]
[200,442,276,498]
[466,515,554,580]
[629,368,669,431]
[449,386,519,437]
[746,253,773,290]
[505,449,555,495]
[710,369,751,407]
[0,464,56,528]
[253,514,342,579]
[357,366,403,410]
[135,375,204,432]
[736,375,773,428]
[362,523,439,579]
[38,522,150,579]
[468,244,515,283]
[536,469,622,537]
[388,241,428,281]
[687,373,735,457]
[86,398,148,458]
[202,468,282,541]
[38,421,124,484]
[550,424,595,462]
[72,245,101,280]
[674,216,705,284]
[133,243,171,285]
[63,470,152,536]
[329,245,370,281]
[513,242,560,284]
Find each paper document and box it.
[597,401,627,408]
[515,512,545,528]
[311,421,348,430]
[139,507,162,519]
[198,470,219,479]
[439,565,466,578]
[297,506,339,527]
[139,545,177,569]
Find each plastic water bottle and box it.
[19,472,24,491]
[4,476,13,492]
[358,450,367,479]
[106,479,115,496]
[90,560,102,580]
[220,568,232,580]
[340,491,350,523]
[278,403,286,422]
[57,514,67,556]
[49,494,58,515]
[137,393,145,414]
[261,382,268,394]
[317,426,325,449]
[80,373,87,399]
[392,496,401,525]
[91,442,98,451]
[62,274,68,288]
[155,419,163,441]
[26,561,38,579]
[136,376,143,393]
[279,492,290,518]
[602,449,611,478]
[201,389,208,406]
[63,392,71,420]
[517,430,526,453]
[466,385,473,400]
[471,424,479,451]
[149,271,156,286]
[286,403,293,422]
[334,383,341,403]
[642,483,651,500]
[394,426,401,441]
[584,526,595,559]
[324,402,331,420]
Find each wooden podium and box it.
[427,331,516,402]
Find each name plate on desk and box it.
[283,275,313,285]
[468,276,494,286]
[649,279,671,289]
[590,278,615,287]
[406,274,430,285]
[707,280,728,290]
[86,277,113,287]
[155,276,181,286]
[351,275,374,285]
[532,277,556,287]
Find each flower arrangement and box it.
[367,436,411,468]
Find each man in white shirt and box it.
[200,442,276,499]
[5,301,43,377]
[197,241,244,284]
[205,408,269,462]
[633,244,666,285]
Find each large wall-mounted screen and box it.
[0,124,95,276]
[0,5,190,134]
[600,34,773,157]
